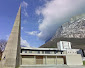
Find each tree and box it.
[0,39,7,60]
[0,39,7,52]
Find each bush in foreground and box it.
[83,61,85,65]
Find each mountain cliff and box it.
[51,13,85,40]
[40,13,85,49]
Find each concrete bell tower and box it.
[1,6,21,68]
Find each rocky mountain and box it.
[40,38,85,49]
[51,13,85,41]
[40,13,85,50]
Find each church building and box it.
[20,41,83,66]
[1,6,83,68]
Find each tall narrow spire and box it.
[1,6,21,68]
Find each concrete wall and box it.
[21,56,57,65]
[57,56,64,65]
[43,56,46,64]
[21,55,83,65]
[66,54,83,65]
[63,51,67,54]
[57,41,71,50]
[21,55,65,65]
[22,56,35,65]
[66,49,78,54]
[46,56,56,64]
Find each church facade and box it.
[20,41,83,66]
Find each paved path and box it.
[0,61,1,68]
[20,65,85,68]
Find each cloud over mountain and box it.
[36,0,85,41]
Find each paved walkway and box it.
[0,61,1,68]
[20,65,85,68]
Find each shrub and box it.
[83,61,85,65]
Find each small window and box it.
[25,51,27,53]
[38,51,40,54]
[54,51,56,54]
[22,51,25,53]
[42,51,44,54]
[45,51,50,54]
[29,51,32,53]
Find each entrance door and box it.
[36,56,43,64]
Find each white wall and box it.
[66,54,83,65]
[57,41,71,50]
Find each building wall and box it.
[57,41,71,50]
[22,50,58,54]
[57,56,64,64]
[66,49,78,54]
[43,56,46,64]
[21,55,66,65]
[22,56,35,65]
[46,56,56,64]
[21,55,83,65]
[21,48,83,66]
[66,54,83,65]
[63,51,67,54]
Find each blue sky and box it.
[0,0,45,47]
[0,0,85,47]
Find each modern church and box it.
[1,6,83,68]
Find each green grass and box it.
[83,61,85,65]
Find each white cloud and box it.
[21,27,24,30]
[36,0,85,41]
[36,7,41,15]
[23,9,28,17]
[25,31,38,36]
[21,1,28,17]
[21,1,28,8]
[21,37,30,47]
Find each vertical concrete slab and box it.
[66,54,83,65]
[1,6,21,68]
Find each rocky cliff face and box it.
[40,13,85,49]
[51,13,85,41]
